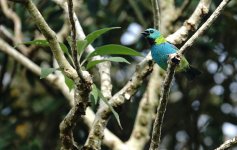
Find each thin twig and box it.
[151,0,160,30]
[149,0,231,149]
[149,61,176,150]
[67,0,85,82]
[215,137,237,150]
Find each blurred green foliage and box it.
[0,0,237,149]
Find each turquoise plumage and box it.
[151,42,177,70]
[142,28,201,80]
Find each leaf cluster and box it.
[18,27,142,128]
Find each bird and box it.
[141,28,201,80]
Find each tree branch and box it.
[52,0,121,149]
[151,0,160,30]
[83,0,218,148]
[67,0,84,81]
[53,0,113,101]
[0,38,73,102]
[84,109,123,149]
[149,0,231,149]
[166,0,212,44]
[124,66,162,150]
[149,60,176,150]
[59,1,93,149]
[11,0,93,149]
[159,0,178,36]
[179,0,231,55]
[122,0,162,148]
[99,62,112,100]
[114,0,213,148]
[83,55,154,149]
[23,0,77,80]
[215,137,237,150]
[0,36,121,149]
[0,0,29,55]
[1,0,120,148]
[0,38,91,149]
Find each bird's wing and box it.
[167,42,179,51]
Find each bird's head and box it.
[142,28,163,45]
[142,28,161,39]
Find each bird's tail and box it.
[182,66,201,80]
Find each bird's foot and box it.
[169,53,181,65]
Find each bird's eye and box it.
[150,30,154,33]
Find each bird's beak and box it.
[141,30,149,37]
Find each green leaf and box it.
[66,36,72,47]
[86,57,130,69]
[96,86,122,129]
[87,44,142,59]
[23,40,49,46]
[90,84,99,106]
[64,75,74,91]
[40,67,56,79]
[59,43,69,54]
[85,27,121,45]
[16,40,69,55]
[77,40,88,54]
